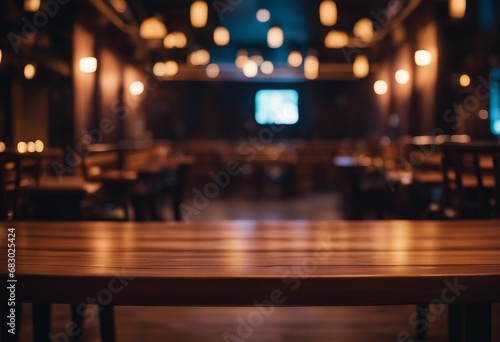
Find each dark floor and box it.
[187,191,343,221]
[18,192,500,341]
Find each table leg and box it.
[99,305,116,342]
[449,303,491,342]
[448,303,464,342]
[33,303,51,342]
[71,304,83,340]
[416,304,427,340]
[282,164,295,198]
[464,303,491,341]
[173,165,188,221]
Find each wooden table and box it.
[219,151,297,197]
[124,155,197,221]
[124,155,197,174]
[1,220,499,341]
[333,155,386,219]
[86,155,196,221]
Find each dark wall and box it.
[146,79,377,140]
[369,0,500,139]
[0,0,74,147]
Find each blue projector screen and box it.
[255,89,299,125]
[490,68,500,135]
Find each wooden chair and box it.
[0,153,24,341]
[1,151,116,341]
[441,142,500,219]
[0,153,21,221]
[82,144,135,220]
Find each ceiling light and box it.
[250,54,264,66]
[395,69,410,84]
[324,30,349,48]
[153,62,166,77]
[27,141,35,153]
[267,26,284,48]
[288,51,303,67]
[24,64,36,79]
[79,57,97,73]
[164,32,187,49]
[374,80,388,95]
[190,1,208,28]
[190,49,210,66]
[304,54,319,80]
[319,0,337,26]
[175,33,187,48]
[163,35,176,48]
[260,61,274,75]
[24,0,40,12]
[353,18,373,42]
[459,74,471,87]
[449,0,466,18]
[139,17,167,39]
[165,61,179,76]
[414,50,432,66]
[243,60,258,78]
[235,49,248,69]
[206,64,219,79]
[256,9,271,23]
[0,49,3,64]
[198,49,210,65]
[214,27,230,46]
[353,55,369,78]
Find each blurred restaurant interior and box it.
[1,0,500,341]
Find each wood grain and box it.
[1,220,500,306]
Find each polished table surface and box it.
[2,220,500,307]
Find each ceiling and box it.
[0,0,416,80]
[123,0,396,66]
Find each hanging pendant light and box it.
[260,61,274,75]
[319,0,337,26]
[165,61,179,76]
[256,8,271,23]
[353,55,369,78]
[267,26,283,48]
[353,18,373,42]
[235,49,248,69]
[191,1,208,28]
[140,17,167,39]
[24,0,40,12]
[214,27,230,46]
[24,63,36,79]
[243,60,258,78]
[304,53,319,80]
[288,51,303,67]
[206,64,220,79]
[449,0,466,18]
[324,30,349,48]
